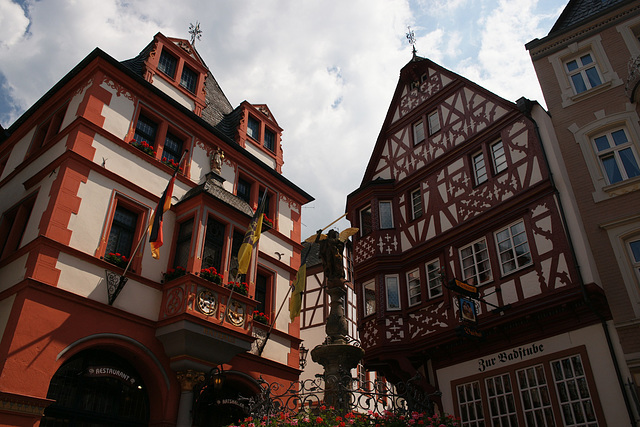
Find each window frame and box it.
[428,110,441,135]
[413,119,425,145]
[379,200,394,230]
[158,49,178,79]
[628,237,640,286]
[564,52,603,95]
[459,237,492,286]
[410,188,423,220]
[359,205,372,236]
[495,220,533,276]
[172,216,195,270]
[247,115,260,141]
[472,151,488,185]
[491,140,508,175]
[0,193,37,260]
[201,214,229,272]
[179,65,198,93]
[592,127,640,185]
[426,259,443,298]
[27,103,68,157]
[363,280,376,317]
[264,128,276,152]
[406,268,421,306]
[385,275,401,311]
[255,268,275,319]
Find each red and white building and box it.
[0,32,312,426]
[346,52,632,425]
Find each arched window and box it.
[41,350,149,426]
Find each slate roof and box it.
[302,241,322,268]
[549,0,629,35]
[179,174,254,217]
[120,39,234,134]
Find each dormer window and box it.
[247,116,260,140]
[158,50,178,78]
[264,128,275,152]
[180,66,198,93]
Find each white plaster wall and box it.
[151,76,195,111]
[61,81,89,131]
[436,323,628,425]
[245,143,276,169]
[278,197,295,239]
[0,255,28,294]
[259,233,294,268]
[1,128,34,181]
[261,329,290,365]
[0,294,16,343]
[100,81,135,140]
[56,252,161,321]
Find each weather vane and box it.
[189,22,202,46]
[406,26,417,56]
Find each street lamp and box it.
[299,343,309,369]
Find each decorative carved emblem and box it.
[196,290,217,316]
[227,299,245,326]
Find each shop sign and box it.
[477,343,545,372]
[456,325,483,339]
[86,366,137,385]
[448,279,478,298]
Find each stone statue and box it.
[210,148,224,174]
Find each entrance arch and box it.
[41,349,150,426]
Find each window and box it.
[162,132,183,165]
[485,373,518,426]
[180,65,198,93]
[133,115,158,147]
[516,365,555,426]
[496,220,532,275]
[173,218,193,269]
[565,53,602,94]
[460,238,492,285]
[629,238,640,283]
[247,116,260,140]
[379,201,393,229]
[473,152,488,185]
[158,50,178,78]
[28,103,68,156]
[237,177,252,204]
[428,110,441,135]
[360,205,372,236]
[550,355,597,426]
[385,275,400,310]
[255,271,272,315]
[426,259,443,298]
[0,194,36,260]
[593,128,640,184]
[363,281,376,316]
[106,206,138,258]
[491,140,507,174]
[202,216,226,271]
[411,189,423,220]
[413,120,425,145]
[407,269,421,306]
[264,128,276,152]
[457,381,485,427]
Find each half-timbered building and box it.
[0,32,312,426]
[346,53,631,425]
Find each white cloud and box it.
[0,0,29,49]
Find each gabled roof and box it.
[548,0,629,35]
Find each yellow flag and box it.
[289,263,307,321]
[237,193,267,275]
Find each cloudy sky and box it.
[0,0,566,237]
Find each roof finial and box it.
[406,26,417,58]
[189,22,202,47]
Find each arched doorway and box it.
[193,370,261,427]
[41,349,150,426]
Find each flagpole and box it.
[258,230,321,356]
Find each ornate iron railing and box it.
[237,373,437,419]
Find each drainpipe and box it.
[517,97,637,426]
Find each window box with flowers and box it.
[163,266,186,282]
[252,311,269,325]
[104,252,129,269]
[199,267,223,285]
[227,281,249,296]
[161,156,182,171]
[130,139,155,157]
[262,213,274,230]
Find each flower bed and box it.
[199,267,223,285]
[130,139,155,156]
[227,281,249,296]
[104,252,128,269]
[163,266,186,282]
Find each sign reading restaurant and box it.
[477,342,544,372]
